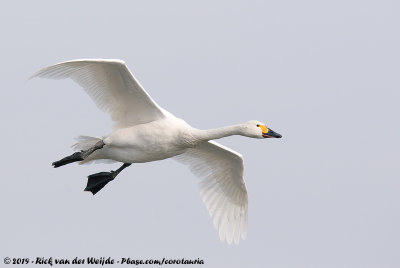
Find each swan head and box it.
[242,120,282,139]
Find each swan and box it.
[31,59,282,245]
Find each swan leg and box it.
[52,140,105,168]
[84,163,131,195]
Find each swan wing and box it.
[31,59,167,128]
[174,141,248,244]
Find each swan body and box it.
[32,59,282,245]
[100,117,195,163]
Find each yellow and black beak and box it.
[260,125,282,138]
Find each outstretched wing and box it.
[31,59,168,128]
[174,141,248,244]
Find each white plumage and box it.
[174,141,248,244]
[32,59,282,244]
[31,59,168,128]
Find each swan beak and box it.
[262,127,282,138]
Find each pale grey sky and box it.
[1,0,399,267]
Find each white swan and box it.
[31,59,282,245]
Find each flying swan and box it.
[31,59,282,245]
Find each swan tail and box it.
[71,136,117,165]
[72,135,103,151]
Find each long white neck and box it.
[194,124,245,142]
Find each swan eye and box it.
[256,124,260,127]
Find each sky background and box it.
[1,0,399,267]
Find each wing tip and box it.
[53,58,126,66]
[29,58,127,81]
[215,212,247,245]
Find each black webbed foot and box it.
[84,171,116,195]
[52,140,105,168]
[52,152,84,168]
[84,163,131,195]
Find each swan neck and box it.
[196,124,244,142]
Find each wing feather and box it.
[174,141,248,244]
[31,59,168,128]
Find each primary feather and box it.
[31,59,168,128]
[174,141,248,244]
